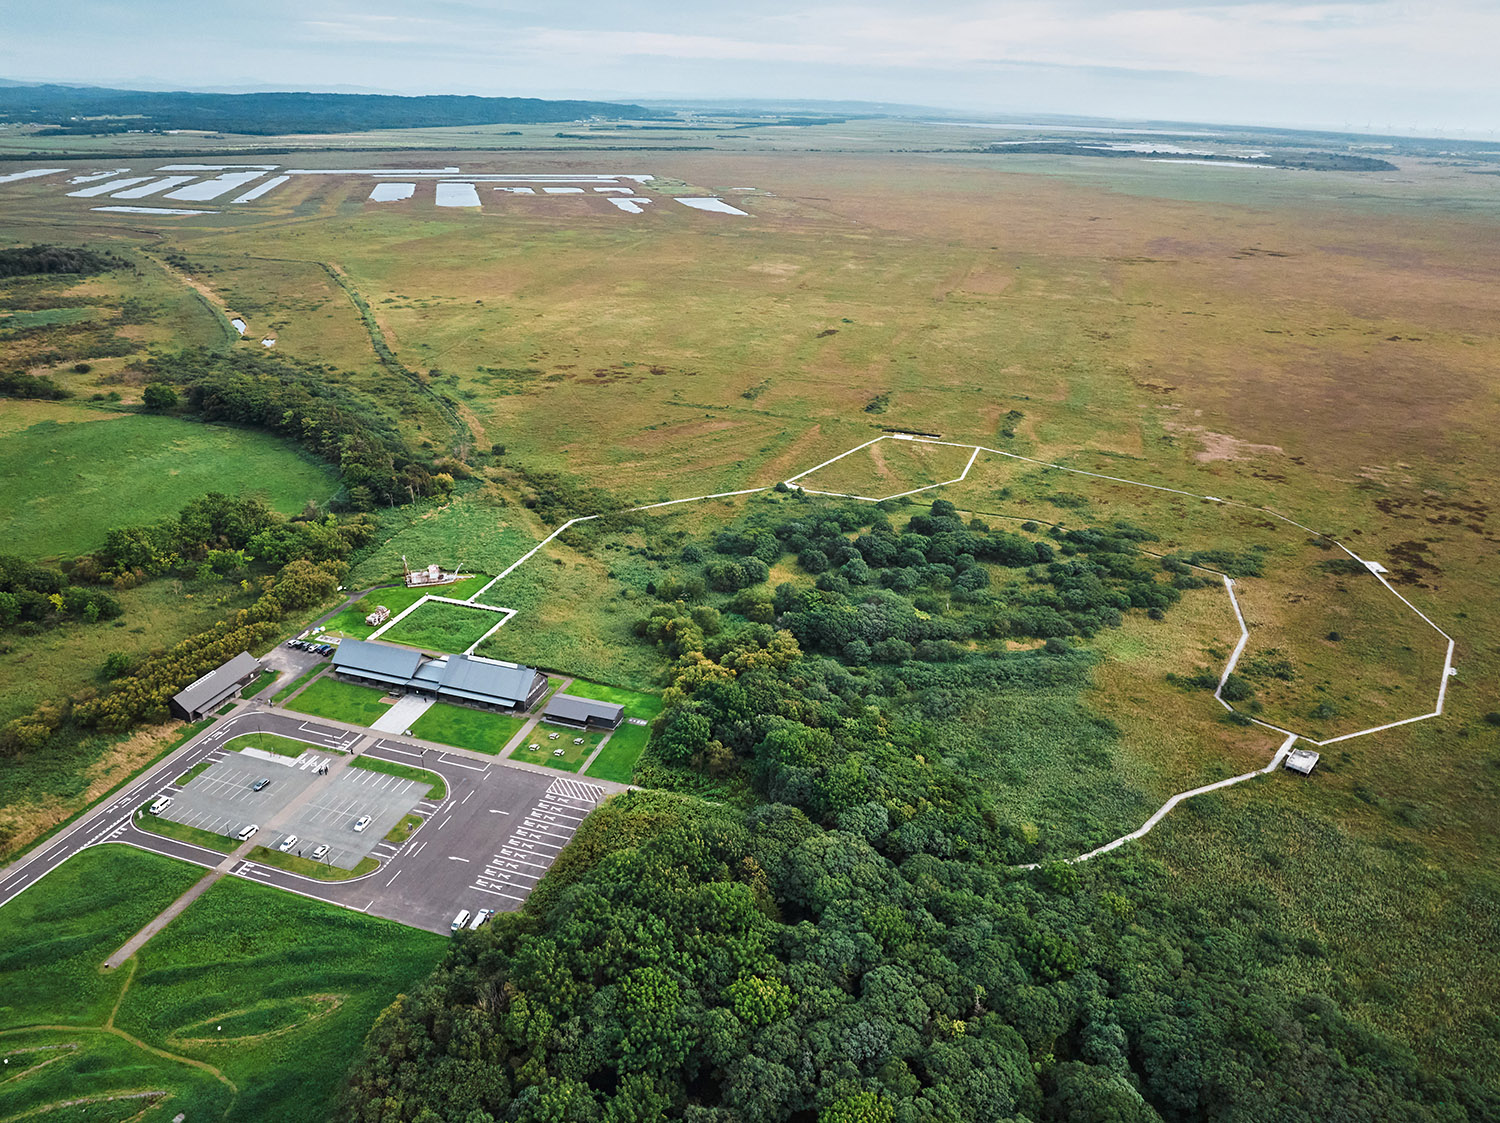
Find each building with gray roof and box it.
[330,638,545,712]
[543,693,625,730]
[170,651,262,720]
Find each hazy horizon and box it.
[2,0,1496,136]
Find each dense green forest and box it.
[340,494,1497,1121]
[0,85,657,135]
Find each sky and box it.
[2,0,1496,133]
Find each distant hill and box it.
[0,84,660,136]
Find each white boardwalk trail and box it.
[1018,733,1301,869]
[457,429,1456,867]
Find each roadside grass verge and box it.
[270,663,324,704]
[133,806,238,854]
[239,668,278,700]
[584,721,652,784]
[175,760,212,786]
[223,732,334,758]
[284,676,389,726]
[349,756,446,799]
[407,702,525,755]
[384,813,423,844]
[246,846,378,881]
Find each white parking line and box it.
[471,885,525,902]
[448,855,470,862]
[496,851,551,869]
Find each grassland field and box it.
[378,598,508,652]
[284,675,393,726]
[407,700,526,754]
[2,136,1499,1092]
[0,846,444,1123]
[0,409,338,559]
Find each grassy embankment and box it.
[0,847,444,1122]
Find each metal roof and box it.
[544,693,625,725]
[332,638,424,683]
[440,654,540,707]
[172,651,261,715]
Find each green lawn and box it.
[134,805,238,853]
[0,412,337,559]
[240,668,279,700]
[407,701,526,755]
[379,600,509,653]
[318,575,490,640]
[384,813,424,844]
[224,732,331,758]
[584,720,653,784]
[0,847,445,1123]
[284,676,392,726]
[349,755,446,799]
[519,725,607,773]
[271,663,325,704]
[247,845,378,881]
[176,759,212,786]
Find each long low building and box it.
[332,637,546,712]
[170,651,262,720]
[542,692,625,731]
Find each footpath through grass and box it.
[0,846,446,1123]
[350,755,446,799]
[408,700,526,754]
[285,675,390,726]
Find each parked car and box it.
[310,843,329,861]
[277,834,299,852]
[237,823,258,841]
[450,909,471,933]
[468,908,495,929]
[250,777,270,792]
[149,796,173,815]
[353,814,372,833]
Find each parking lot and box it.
[161,751,426,870]
[276,767,429,869]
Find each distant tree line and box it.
[0,244,118,278]
[0,86,660,136]
[0,370,70,400]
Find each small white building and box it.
[365,605,391,627]
[1284,748,1321,775]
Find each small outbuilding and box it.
[543,693,625,731]
[1284,748,1321,775]
[365,605,391,627]
[169,651,262,720]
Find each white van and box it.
[149,796,173,815]
[450,909,471,934]
[237,823,259,841]
[468,908,494,930]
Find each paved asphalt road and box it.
[0,703,618,934]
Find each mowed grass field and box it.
[408,700,526,754]
[0,410,337,558]
[0,846,444,1123]
[285,676,393,726]
[380,599,507,652]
